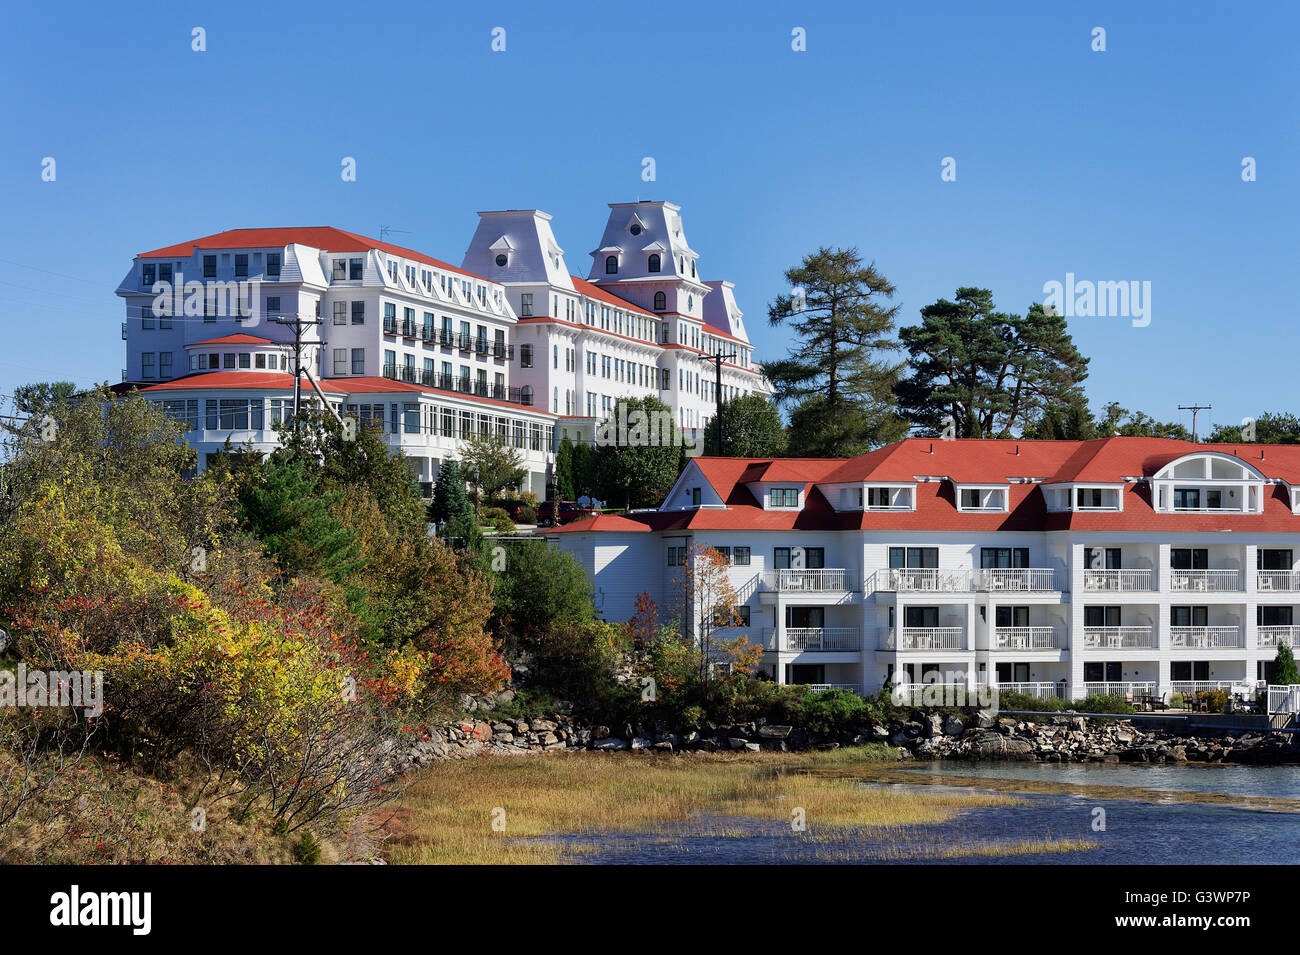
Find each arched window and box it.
[605,255,618,274]
[687,295,693,311]
[648,253,661,273]
[519,385,533,406]
[654,291,666,311]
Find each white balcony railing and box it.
[1256,570,1300,592]
[798,683,863,695]
[1083,626,1157,649]
[1258,625,1300,648]
[1083,681,1157,697]
[1170,681,1238,695]
[762,627,861,651]
[883,627,967,651]
[992,627,1061,650]
[993,681,1066,699]
[1081,569,1154,592]
[1170,569,1243,593]
[978,568,1058,592]
[878,568,975,592]
[761,568,854,592]
[1169,626,1244,649]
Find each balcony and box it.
[1169,569,1242,593]
[1258,625,1300,648]
[992,681,1066,700]
[1083,681,1156,697]
[992,627,1061,650]
[378,365,532,406]
[1082,569,1154,592]
[762,627,861,652]
[1256,570,1300,592]
[979,568,1058,592]
[1170,680,1240,695]
[401,319,418,338]
[1083,626,1157,649]
[761,569,854,592]
[878,568,974,592]
[1169,626,1244,649]
[883,627,967,651]
[383,316,397,334]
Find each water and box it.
[546,762,1300,864]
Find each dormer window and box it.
[630,223,642,236]
[956,486,1007,512]
[605,255,618,274]
[770,487,800,508]
[648,253,661,273]
[495,253,508,267]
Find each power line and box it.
[1179,403,1212,442]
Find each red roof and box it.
[189,333,273,347]
[137,227,484,280]
[569,275,657,317]
[135,372,317,393]
[547,514,654,534]
[571,438,1300,534]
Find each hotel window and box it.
[605,255,618,274]
[648,253,661,273]
[141,352,155,378]
[255,354,266,369]
[333,349,348,375]
[1173,488,1200,509]
[1083,547,1122,569]
[266,252,281,277]
[352,349,365,375]
[142,264,156,286]
[203,255,216,278]
[520,293,533,317]
[1171,606,1209,627]
[1076,487,1104,508]
[770,487,800,507]
[888,547,938,569]
[234,254,247,277]
[734,606,751,627]
[238,353,250,368]
[332,259,347,281]
[691,487,702,506]
[141,304,155,330]
[1170,548,1208,570]
[268,354,278,369]
[348,301,363,325]
[159,263,173,283]
[223,353,236,369]
[654,291,666,310]
[980,547,1029,568]
[773,547,824,569]
[333,301,347,325]
[733,546,751,566]
[266,296,280,318]
[349,258,363,280]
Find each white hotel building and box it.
[115,201,770,496]
[548,437,1300,702]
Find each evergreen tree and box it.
[1208,412,1300,444]
[430,459,474,530]
[555,437,576,500]
[1275,643,1300,685]
[703,394,787,457]
[766,248,906,455]
[897,290,1090,438]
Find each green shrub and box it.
[292,830,321,865]
[480,506,515,534]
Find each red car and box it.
[537,500,600,526]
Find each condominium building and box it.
[114,203,770,495]
[547,437,1300,702]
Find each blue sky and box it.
[2,1,1296,435]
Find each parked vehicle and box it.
[537,500,600,526]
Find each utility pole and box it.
[273,312,324,433]
[1179,404,1212,443]
[710,350,737,456]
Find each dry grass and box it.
[390,748,1080,865]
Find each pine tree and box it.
[430,459,474,530]
[1276,643,1300,685]
[555,437,576,500]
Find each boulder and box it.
[592,737,629,751]
[758,724,793,739]
[942,716,965,737]
[968,730,1034,760]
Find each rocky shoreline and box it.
[392,695,1300,770]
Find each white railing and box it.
[992,627,1060,650]
[993,681,1065,699]
[1256,570,1300,592]
[1083,626,1157,649]
[1170,569,1242,592]
[978,568,1058,592]
[1081,568,1154,592]
[762,627,861,651]
[893,682,969,701]
[884,627,967,651]
[1268,684,1300,716]
[1170,681,1237,695]
[762,568,854,592]
[879,568,975,592]
[1258,625,1300,648]
[1169,626,1244,648]
[1082,681,1157,697]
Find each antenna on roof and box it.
[928,442,934,454]
[379,225,412,242]
[1015,443,1020,456]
